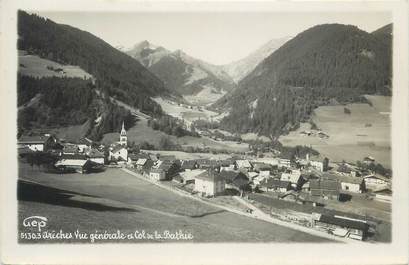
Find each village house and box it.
[135,158,153,171]
[54,154,94,174]
[149,168,166,181]
[76,137,93,153]
[18,134,56,152]
[181,160,199,171]
[87,148,105,165]
[311,213,369,241]
[109,145,128,163]
[219,170,250,194]
[235,160,252,171]
[338,175,365,193]
[219,160,235,172]
[178,169,206,184]
[259,178,290,193]
[280,169,303,189]
[363,175,389,191]
[150,160,179,180]
[194,170,225,197]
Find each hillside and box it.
[18,11,168,116]
[222,36,292,83]
[17,11,174,140]
[126,41,236,105]
[217,23,392,136]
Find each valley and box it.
[15,10,393,245]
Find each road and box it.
[18,162,331,243]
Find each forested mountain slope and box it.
[217,23,392,137]
[17,11,172,140]
[18,11,168,115]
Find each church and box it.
[108,121,128,163]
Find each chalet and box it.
[280,169,303,189]
[363,175,389,190]
[338,175,365,193]
[311,213,369,241]
[87,149,105,165]
[219,160,235,171]
[76,137,93,153]
[181,160,199,171]
[194,170,225,197]
[179,169,206,184]
[149,168,166,181]
[55,154,93,174]
[235,160,252,171]
[151,160,179,180]
[259,178,290,193]
[18,134,56,152]
[219,170,250,193]
[135,158,153,171]
[109,145,128,162]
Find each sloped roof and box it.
[181,160,197,170]
[136,158,148,166]
[88,149,104,158]
[318,214,369,231]
[235,160,252,168]
[61,154,87,160]
[111,144,127,153]
[18,135,52,144]
[196,171,224,182]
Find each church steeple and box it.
[119,121,127,146]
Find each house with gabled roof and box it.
[109,144,128,163]
[194,170,225,197]
[18,134,56,152]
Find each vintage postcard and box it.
[0,0,408,264]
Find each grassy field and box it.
[279,95,391,167]
[19,50,93,79]
[18,161,329,243]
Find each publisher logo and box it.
[23,216,48,232]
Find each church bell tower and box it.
[119,121,127,146]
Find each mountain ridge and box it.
[217,23,392,137]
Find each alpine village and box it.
[17,11,392,243]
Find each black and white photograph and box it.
[1,0,409,264]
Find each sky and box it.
[37,11,391,65]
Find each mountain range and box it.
[125,41,236,105]
[17,10,392,141]
[222,36,293,83]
